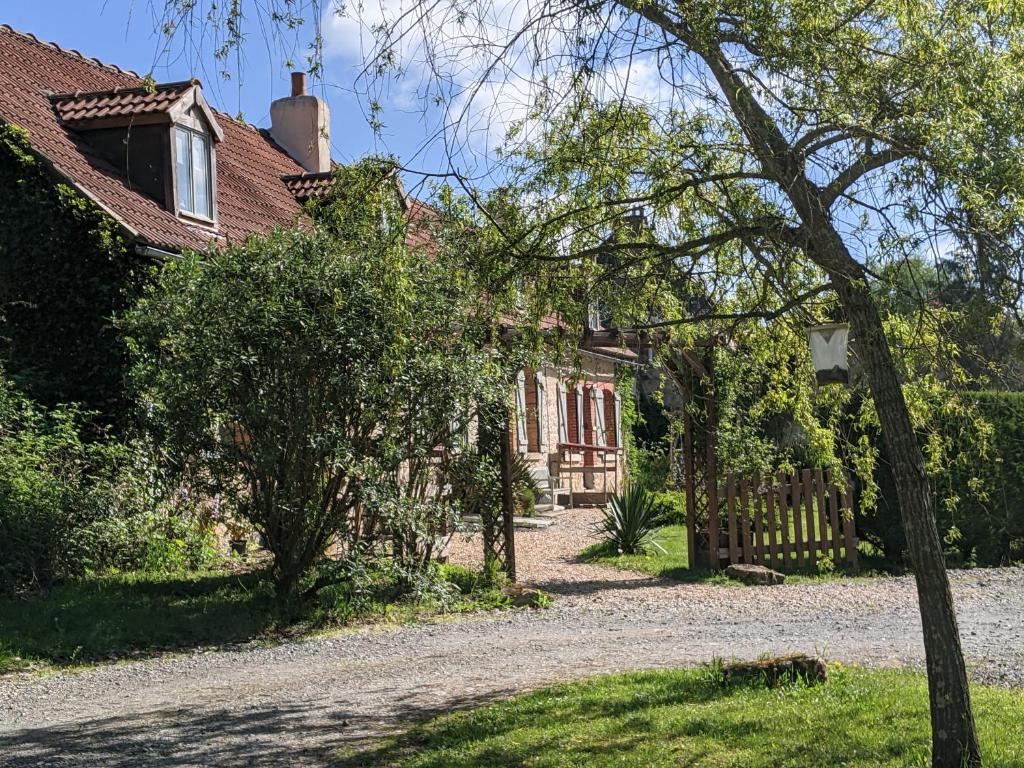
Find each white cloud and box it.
[322,1,691,159]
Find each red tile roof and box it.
[282,171,335,202]
[0,25,310,251]
[51,81,196,124]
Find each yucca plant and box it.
[597,485,665,555]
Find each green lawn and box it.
[581,525,876,585]
[339,666,1024,767]
[0,564,522,673]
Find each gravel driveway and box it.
[2,508,1023,767]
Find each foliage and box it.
[932,391,1024,566]
[0,372,214,594]
[124,163,503,598]
[597,485,663,556]
[340,667,1024,768]
[0,123,146,429]
[650,490,686,527]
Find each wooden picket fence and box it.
[715,468,858,570]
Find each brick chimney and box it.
[270,72,331,173]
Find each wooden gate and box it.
[713,468,858,570]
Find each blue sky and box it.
[4,1,452,180]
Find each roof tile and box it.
[0,25,307,251]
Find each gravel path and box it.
[2,508,1023,767]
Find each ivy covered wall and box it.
[0,123,148,429]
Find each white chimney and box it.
[270,72,331,173]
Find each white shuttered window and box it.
[556,381,568,444]
[515,370,528,453]
[535,372,547,451]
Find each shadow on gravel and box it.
[0,688,519,768]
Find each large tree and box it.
[353,4,1024,765]
[155,1,1024,763]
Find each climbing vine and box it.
[0,123,149,430]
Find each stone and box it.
[725,563,786,586]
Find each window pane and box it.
[175,128,192,213]
[191,133,211,218]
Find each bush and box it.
[598,485,664,555]
[857,390,1024,566]
[651,489,686,526]
[933,391,1024,565]
[0,374,215,593]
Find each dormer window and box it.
[51,79,223,226]
[175,126,213,220]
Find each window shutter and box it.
[575,384,585,444]
[557,381,568,444]
[613,391,623,449]
[592,387,607,445]
[515,370,528,453]
[535,372,547,451]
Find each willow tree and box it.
[351,3,1024,765]
[155,1,1024,763]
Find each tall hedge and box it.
[933,391,1024,566]
[0,123,147,429]
[857,391,1024,566]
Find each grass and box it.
[0,563,531,674]
[581,524,877,585]
[338,666,1024,767]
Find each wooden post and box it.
[740,476,753,564]
[705,354,720,570]
[765,476,779,569]
[726,473,738,564]
[753,472,766,566]
[791,471,804,567]
[682,379,698,570]
[802,468,817,566]
[499,413,517,582]
[818,468,838,563]
[777,471,792,569]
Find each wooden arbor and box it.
[664,344,721,570]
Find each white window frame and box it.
[175,125,214,221]
[556,381,568,445]
[515,370,528,453]
[613,391,623,448]
[574,384,585,444]
[592,387,607,446]
[535,371,547,452]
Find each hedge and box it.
[858,390,1024,567]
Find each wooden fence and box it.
[714,468,858,570]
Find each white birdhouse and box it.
[807,323,850,385]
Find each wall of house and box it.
[514,352,627,506]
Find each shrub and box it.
[0,374,215,593]
[933,391,1024,565]
[125,171,503,600]
[598,485,664,555]
[651,489,686,526]
[857,390,1024,566]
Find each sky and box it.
[3,0,454,182]
[3,1,674,194]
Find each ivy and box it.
[0,123,148,431]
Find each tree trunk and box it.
[832,272,981,767]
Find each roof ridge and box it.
[0,23,142,80]
[49,80,198,102]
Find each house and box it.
[0,24,637,503]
